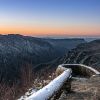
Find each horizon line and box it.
[0,33,100,38]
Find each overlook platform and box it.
[19,64,100,100]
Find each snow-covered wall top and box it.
[26,68,72,100]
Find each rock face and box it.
[0,34,85,83]
[61,39,100,71]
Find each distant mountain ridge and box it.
[0,34,85,83]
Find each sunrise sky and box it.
[0,0,100,37]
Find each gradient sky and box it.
[0,0,100,37]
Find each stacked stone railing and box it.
[26,64,100,100]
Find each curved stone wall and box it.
[59,64,100,77]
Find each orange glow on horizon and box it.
[0,25,100,37]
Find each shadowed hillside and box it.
[0,34,85,83]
